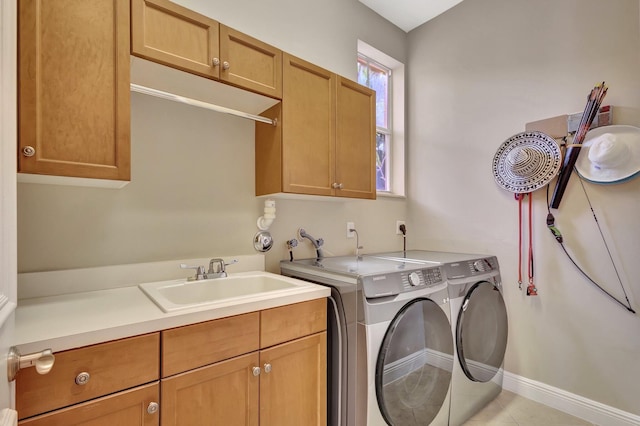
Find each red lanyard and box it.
[517,193,537,296]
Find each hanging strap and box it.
[516,193,524,290]
[526,192,537,296]
[516,193,537,295]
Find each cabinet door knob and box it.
[332,182,343,189]
[212,57,220,67]
[263,363,272,373]
[22,146,36,157]
[75,371,90,385]
[147,402,159,415]
[222,61,230,70]
[252,366,261,376]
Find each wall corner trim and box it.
[503,371,640,426]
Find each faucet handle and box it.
[225,259,239,268]
[180,264,206,281]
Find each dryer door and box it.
[456,281,508,382]
[375,298,453,426]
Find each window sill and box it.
[376,191,406,200]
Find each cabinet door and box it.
[335,77,377,199]
[18,0,130,181]
[260,332,327,426]
[131,0,220,79]
[161,352,260,426]
[282,54,336,196]
[220,25,282,99]
[19,382,159,426]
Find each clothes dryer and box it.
[371,251,508,426]
[281,255,453,426]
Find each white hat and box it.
[492,131,562,193]
[575,125,640,184]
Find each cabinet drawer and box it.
[19,382,159,426]
[260,299,327,348]
[16,333,160,420]
[162,311,260,377]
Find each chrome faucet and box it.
[180,259,239,281]
[298,228,324,259]
[207,258,228,278]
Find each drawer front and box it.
[260,298,327,348]
[18,382,159,426]
[162,311,260,377]
[16,333,160,420]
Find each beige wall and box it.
[407,0,640,415]
[16,0,408,274]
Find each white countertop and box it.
[15,256,330,354]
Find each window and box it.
[357,40,405,197]
[357,55,391,191]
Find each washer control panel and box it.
[401,266,443,291]
[361,266,444,299]
[444,256,499,279]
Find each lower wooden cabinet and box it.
[16,299,327,425]
[260,332,327,426]
[160,299,327,426]
[161,352,259,426]
[16,333,160,420]
[19,382,159,426]
[160,333,326,426]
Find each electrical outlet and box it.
[347,222,355,238]
[396,220,406,235]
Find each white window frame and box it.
[357,40,405,197]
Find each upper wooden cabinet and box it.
[131,0,282,99]
[256,54,376,199]
[18,0,131,182]
[335,76,377,199]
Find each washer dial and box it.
[408,272,421,286]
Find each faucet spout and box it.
[298,228,324,259]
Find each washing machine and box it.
[281,255,454,426]
[372,251,508,426]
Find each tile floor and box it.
[464,390,594,425]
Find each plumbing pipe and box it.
[257,199,276,230]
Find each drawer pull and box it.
[264,363,272,373]
[22,146,36,157]
[75,372,90,385]
[7,346,55,382]
[147,402,159,415]
[252,366,261,377]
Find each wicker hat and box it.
[575,125,640,184]
[492,131,562,193]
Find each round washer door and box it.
[456,281,508,382]
[375,298,453,426]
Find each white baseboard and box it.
[503,371,640,426]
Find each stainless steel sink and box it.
[138,271,315,312]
